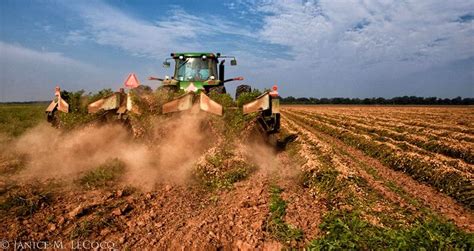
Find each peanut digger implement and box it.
[46,52,280,136]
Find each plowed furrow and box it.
[283,110,474,231]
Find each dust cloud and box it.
[8,111,214,190]
[239,123,281,177]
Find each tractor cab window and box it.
[176,57,215,81]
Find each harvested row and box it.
[282,115,473,248]
[291,109,474,165]
[283,116,415,211]
[283,110,474,209]
[288,109,473,176]
[292,107,474,143]
[283,116,408,216]
[282,115,351,180]
[292,106,474,135]
[326,112,474,144]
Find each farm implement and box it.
[45,52,281,136]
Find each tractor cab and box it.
[160,52,239,94]
[173,54,217,82]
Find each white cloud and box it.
[258,0,474,67]
[68,2,254,59]
[241,0,474,97]
[57,0,474,98]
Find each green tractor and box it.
[45,52,280,135]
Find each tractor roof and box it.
[171,52,218,58]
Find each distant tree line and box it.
[280,96,474,105]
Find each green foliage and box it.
[266,185,304,243]
[223,109,247,138]
[53,89,111,130]
[61,90,87,113]
[55,88,125,130]
[315,113,473,164]
[205,92,256,140]
[195,146,256,190]
[0,185,52,216]
[70,214,116,239]
[309,211,474,250]
[88,88,114,103]
[200,161,255,190]
[0,103,46,137]
[236,89,262,107]
[57,112,98,130]
[208,91,235,108]
[204,165,252,189]
[77,159,125,189]
[197,165,252,190]
[70,221,93,239]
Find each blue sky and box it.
[0,0,473,101]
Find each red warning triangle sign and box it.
[124,73,140,88]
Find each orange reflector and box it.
[124,73,140,89]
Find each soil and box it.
[1,105,473,249]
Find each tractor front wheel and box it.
[46,109,60,127]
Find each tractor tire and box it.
[209,85,226,94]
[46,109,60,127]
[235,85,252,99]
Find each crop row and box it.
[300,107,474,135]
[300,108,474,143]
[291,109,474,165]
[283,110,474,209]
[292,110,467,164]
[326,112,474,144]
[288,110,473,176]
[283,116,350,178]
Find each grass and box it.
[70,200,119,239]
[198,164,253,190]
[0,103,46,137]
[70,221,93,239]
[266,185,303,243]
[193,144,256,190]
[77,159,125,189]
[309,210,474,250]
[0,184,52,216]
[70,213,116,239]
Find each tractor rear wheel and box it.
[235,85,252,99]
[46,109,60,127]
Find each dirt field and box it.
[0,104,473,249]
